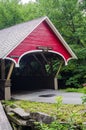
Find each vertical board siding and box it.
[7,21,71,63]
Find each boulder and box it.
[30,112,55,124]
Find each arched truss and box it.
[5,50,75,67]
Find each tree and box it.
[37,0,86,88]
[38,0,86,47]
[0,0,86,88]
[0,0,25,29]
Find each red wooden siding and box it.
[7,21,71,63]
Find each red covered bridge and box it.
[0,16,77,100]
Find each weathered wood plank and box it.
[0,102,12,130]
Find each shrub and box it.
[35,121,70,130]
[81,95,86,104]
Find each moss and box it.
[3,100,86,123]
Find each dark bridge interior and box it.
[5,52,63,92]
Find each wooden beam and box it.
[32,54,47,75]
[41,53,54,76]
[55,61,63,78]
[40,53,49,64]
[32,54,42,66]
[1,59,5,79]
[54,61,63,90]
[6,62,15,80]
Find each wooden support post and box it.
[0,60,14,100]
[55,61,63,78]
[54,61,63,90]
[54,77,58,90]
[6,62,15,80]
[5,62,14,100]
[1,59,5,79]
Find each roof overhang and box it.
[0,16,77,67]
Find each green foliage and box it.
[35,96,86,130]
[55,96,63,110]
[37,0,86,47]
[0,0,40,29]
[55,96,63,118]
[65,87,86,93]
[3,100,86,124]
[36,120,86,130]
[2,100,15,106]
[34,97,86,130]
[0,0,86,88]
[81,95,86,104]
[0,0,24,29]
[35,121,69,130]
[37,0,86,88]
[61,47,86,88]
[67,110,82,128]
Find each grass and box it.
[2,99,86,124]
[2,89,86,129]
[63,87,86,94]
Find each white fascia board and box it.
[45,17,77,59]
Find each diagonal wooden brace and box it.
[6,62,15,81]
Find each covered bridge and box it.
[0,16,77,100]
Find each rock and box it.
[26,118,36,128]
[5,105,12,113]
[30,112,55,124]
[11,107,30,120]
[11,104,19,108]
[8,112,27,126]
